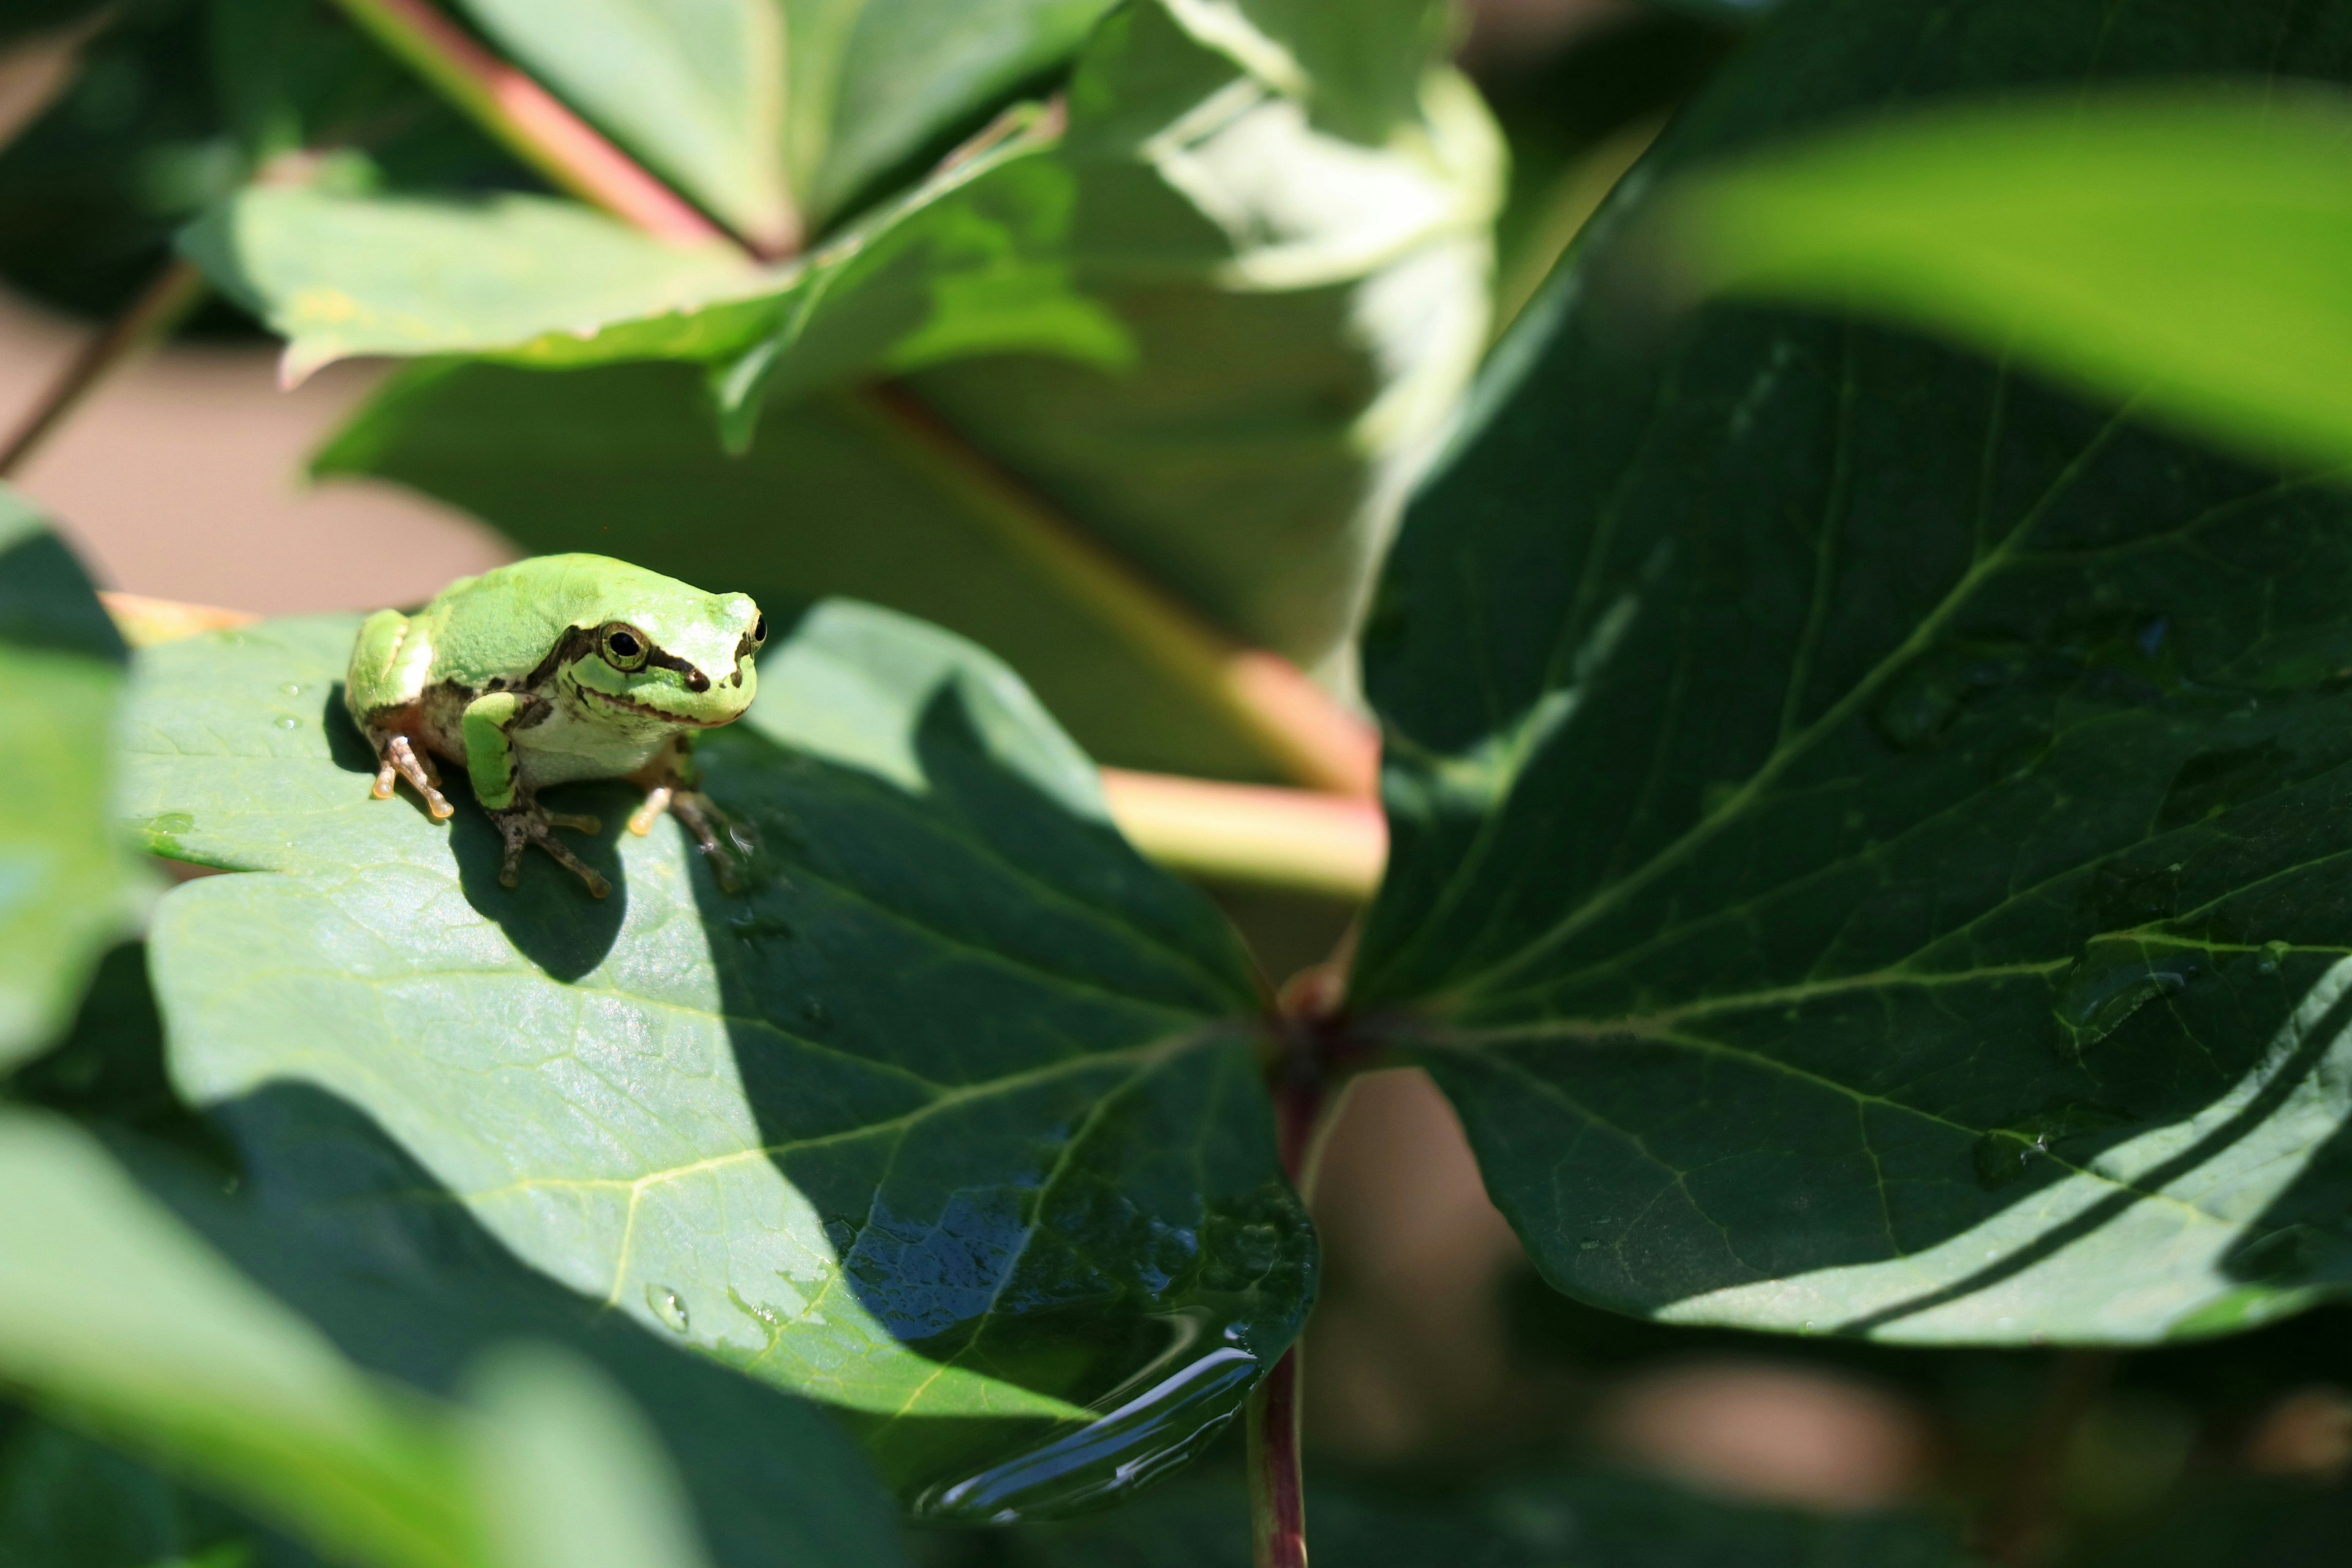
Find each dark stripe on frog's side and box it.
[519,624,601,692]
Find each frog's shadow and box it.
[323,682,627,982]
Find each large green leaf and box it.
[449,0,1117,242]
[1352,0,2352,1344]
[317,0,1498,779]
[982,1471,1970,1568]
[121,600,1312,1515]
[0,486,149,1071]
[1655,86,2352,477]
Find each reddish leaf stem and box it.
[1248,1344,1309,1568]
[1246,964,1357,1568]
[326,0,755,251]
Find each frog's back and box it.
[422,554,694,684]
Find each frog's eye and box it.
[600,624,650,671]
[751,615,767,644]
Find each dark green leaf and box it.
[0,1419,276,1568]
[120,600,1311,1515]
[0,486,149,1071]
[1656,87,2352,477]
[1354,0,2352,1343]
[986,1470,1970,1568]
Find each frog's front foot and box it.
[628,785,744,891]
[371,733,454,821]
[489,802,609,899]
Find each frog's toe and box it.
[540,809,601,835]
[626,785,673,837]
[376,733,454,820]
[490,805,609,899]
[671,792,746,892]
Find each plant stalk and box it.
[325,0,760,252]
[1248,1345,1308,1568]
[853,385,1382,799]
[1098,769,1384,899]
[1245,966,1360,1568]
[0,257,208,480]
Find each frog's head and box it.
[564,583,764,729]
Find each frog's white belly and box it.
[511,697,680,790]
[417,682,682,794]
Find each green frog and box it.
[345,554,764,897]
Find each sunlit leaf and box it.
[1354,0,2352,1344]
[121,600,1311,1515]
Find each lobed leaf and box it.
[1354,0,2352,1344]
[120,600,1313,1515]
[0,486,150,1071]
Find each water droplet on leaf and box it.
[801,997,829,1028]
[644,1284,689,1333]
[2258,940,2291,975]
[273,715,301,730]
[2054,940,2200,1049]
[279,682,304,696]
[1229,1223,1279,1273]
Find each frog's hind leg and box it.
[371,731,454,820]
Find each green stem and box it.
[0,256,207,480]
[325,0,774,253]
